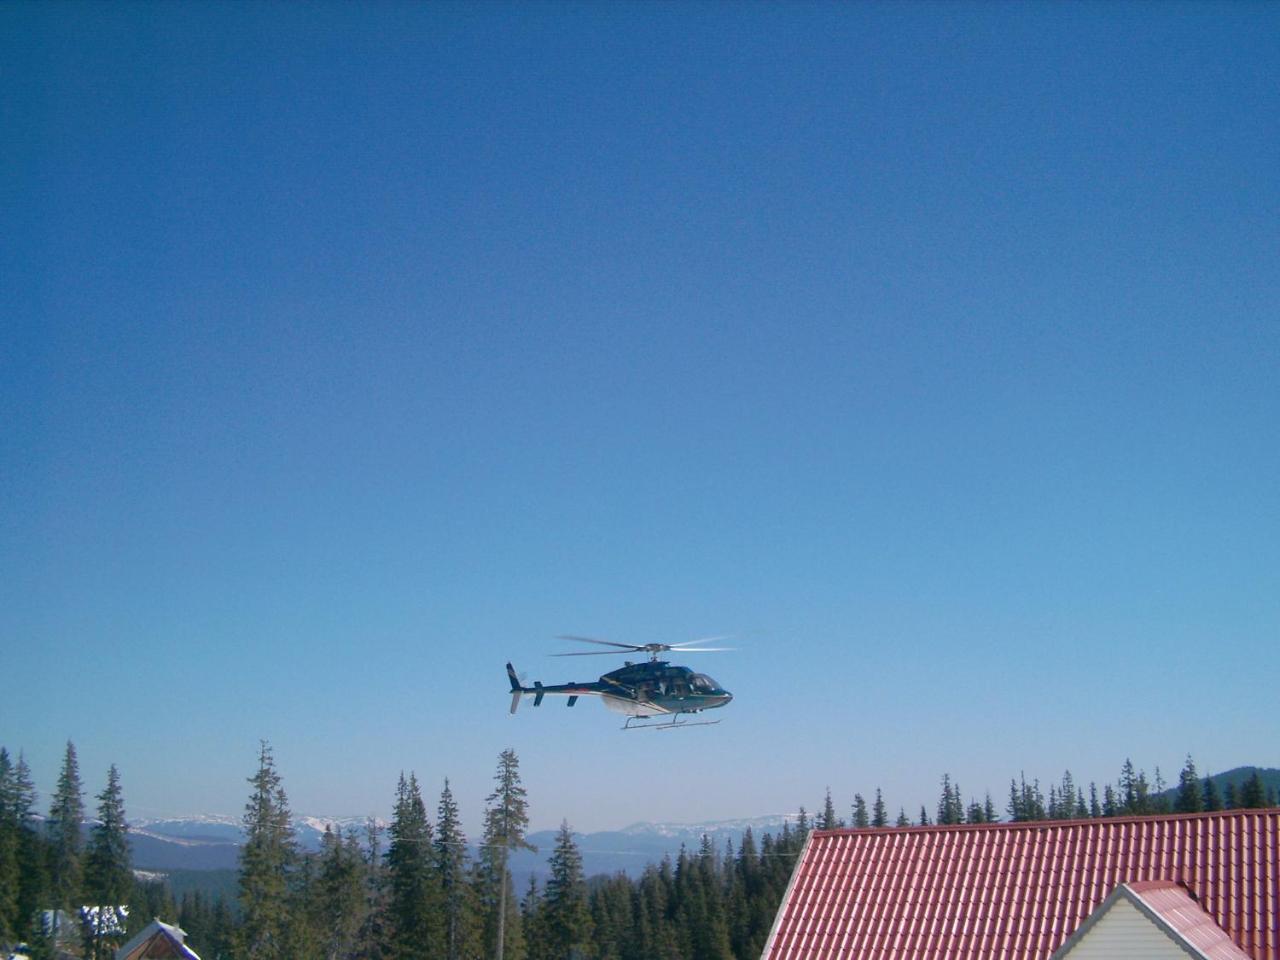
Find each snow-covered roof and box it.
[115,919,201,960]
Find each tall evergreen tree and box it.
[936,774,963,825]
[1102,784,1118,817]
[1088,783,1101,818]
[237,741,298,960]
[965,799,985,824]
[49,741,85,912]
[355,818,391,960]
[1057,772,1077,820]
[851,794,869,829]
[310,826,365,960]
[480,749,533,960]
[82,764,132,959]
[1133,769,1152,814]
[871,789,888,828]
[1238,771,1267,809]
[543,822,593,959]
[1175,756,1203,813]
[1152,767,1170,813]
[895,808,910,827]
[587,874,632,960]
[387,773,439,959]
[819,788,838,830]
[0,749,19,943]
[1119,759,1138,813]
[1007,779,1023,822]
[518,876,544,960]
[12,753,44,944]
[1202,775,1222,812]
[1223,781,1238,810]
[435,778,474,960]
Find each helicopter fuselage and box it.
[506,660,733,721]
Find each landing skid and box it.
[622,714,721,731]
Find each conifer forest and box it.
[1,741,1276,960]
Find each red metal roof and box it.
[762,810,1280,960]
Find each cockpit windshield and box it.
[691,673,719,692]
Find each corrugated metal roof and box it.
[761,810,1280,960]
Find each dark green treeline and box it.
[2,745,1277,960]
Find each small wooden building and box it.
[115,919,201,960]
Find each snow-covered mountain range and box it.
[127,813,793,877]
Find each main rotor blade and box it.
[668,636,731,648]
[664,647,733,652]
[550,651,629,657]
[555,635,641,651]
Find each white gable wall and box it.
[1059,897,1194,960]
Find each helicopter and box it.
[506,635,734,730]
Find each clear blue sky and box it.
[2,1,1276,836]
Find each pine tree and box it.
[1058,772,1077,819]
[871,789,888,828]
[82,764,132,959]
[1133,769,1152,814]
[1202,776,1222,812]
[983,793,998,824]
[237,741,298,960]
[130,879,176,938]
[1009,774,1045,822]
[519,876,544,960]
[851,794,869,828]
[819,788,838,830]
[918,806,930,826]
[1238,771,1267,809]
[355,818,391,960]
[0,749,19,943]
[1175,756,1203,813]
[305,825,365,960]
[965,799,985,824]
[543,821,593,959]
[588,874,632,960]
[895,808,910,827]
[936,774,963,825]
[1152,767,1170,812]
[1089,783,1101,818]
[49,741,85,913]
[387,773,439,959]
[1102,784,1118,817]
[1119,759,1138,813]
[12,753,44,944]
[480,749,533,960]
[435,778,473,960]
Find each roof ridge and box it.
[811,807,1277,837]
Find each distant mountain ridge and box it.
[127,813,792,877]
